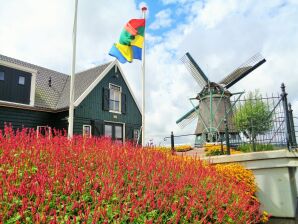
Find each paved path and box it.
[175,147,206,158]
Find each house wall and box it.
[0,65,141,141]
[73,66,142,140]
[0,65,32,104]
[0,106,69,134]
[0,106,52,130]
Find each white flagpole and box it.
[141,6,147,147]
[68,0,78,138]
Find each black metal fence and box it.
[168,83,297,153]
[229,83,297,151]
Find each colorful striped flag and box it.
[109,19,145,63]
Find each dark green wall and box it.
[74,65,142,139]
[0,106,52,130]
[0,65,141,141]
[0,106,69,133]
[0,65,32,104]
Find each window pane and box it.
[83,126,91,137]
[115,92,120,101]
[104,125,112,137]
[19,76,25,85]
[115,126,122,138]
[0,72,4,81]
[115,101,119,111]
[109,100,114,110]
[110,89,115,99]
[134,129,139,141]
[110,84,120,91]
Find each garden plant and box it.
[0,126,267,223]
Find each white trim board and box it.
[74,60,142,115]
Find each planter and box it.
[202,149,298,218]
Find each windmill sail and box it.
[219,53,266,89]
[176,105,199,128]
[181,52,209,89]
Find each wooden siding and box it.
[0,106,51,130]
[74,65,142,140]
[0,106,69,133]
[0,65,141,141]
[0,65,32,104]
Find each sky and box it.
[0,0,298,145]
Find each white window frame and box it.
[109,83,122,114]
[37,126,51,138]
[0,71,4,81]
[83,125,92,137]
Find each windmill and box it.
[176,52,266,145]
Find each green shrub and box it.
[237,143,274,152]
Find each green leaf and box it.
[6,213,21,224]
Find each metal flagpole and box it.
[68,0,78,138]
[141,6,147,147]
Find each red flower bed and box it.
[0,126,263,223]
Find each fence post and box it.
[281,83,292,150]
[224,119,231,155]
[220,136,224,154]
[288,103,297,147]
[171,131,175,155]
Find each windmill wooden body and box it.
[176,52,266,145]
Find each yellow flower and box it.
[215,163,256,195]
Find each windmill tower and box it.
[176,52,266,145]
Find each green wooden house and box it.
[0,54,142,142]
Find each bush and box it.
[204,143,241,156]
[237,143,274,152]
[153,145,192,152]
[0,126,264,223]
[215,163,256,194]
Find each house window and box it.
[83,125,92,137]
[18,76,25,85]
[37,126,51,138]
[109,84,121,112]
[104,124,112,137]
[134,129,140,143]
[115,126,122,139]
[0,71,4,81]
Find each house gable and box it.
[73,63,142,137]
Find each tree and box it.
[234,91,273,151]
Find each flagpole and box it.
[141,6,147,147]
[68,0,78,138]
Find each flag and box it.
[109,19,145,63]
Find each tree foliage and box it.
[234,91,273,141]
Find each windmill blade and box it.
[176,105,199,128]
[219,53,266,89]
[181,52,209,89]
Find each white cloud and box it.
[1,0,298,145]
[149,9,173,30]
[0,0,140,72]
[142,0,298,144]
[197,0,238,28]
